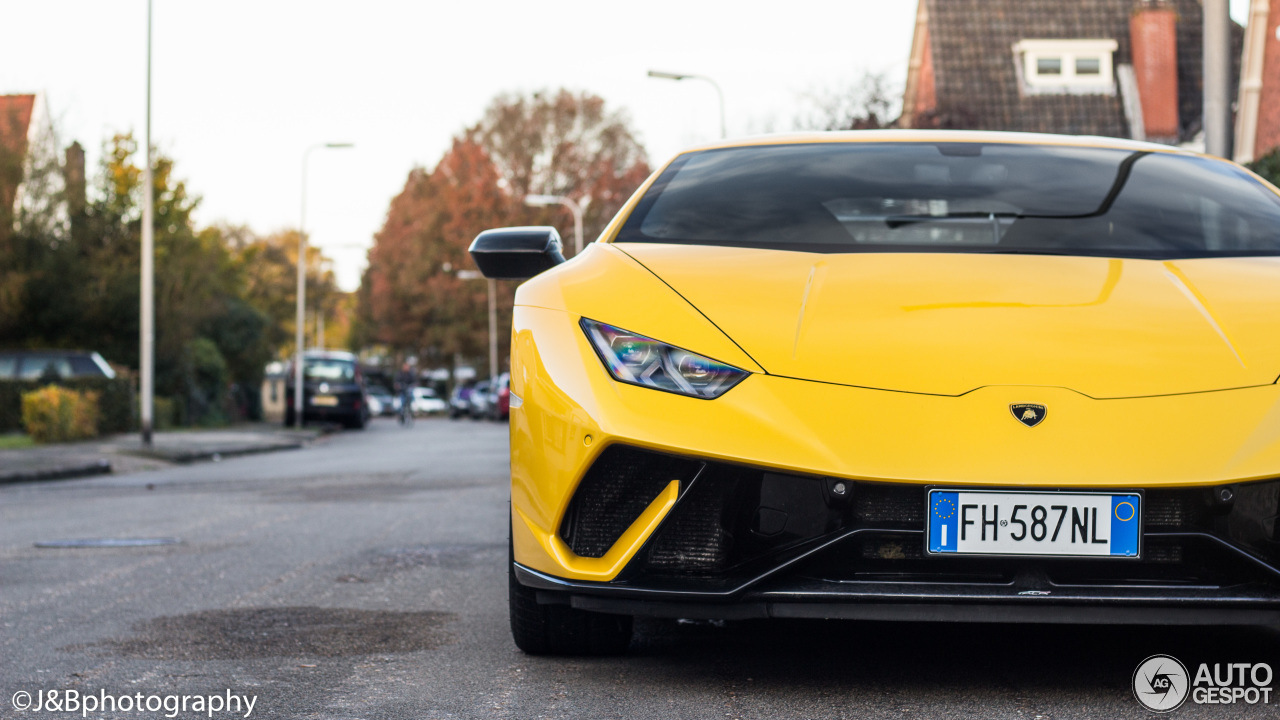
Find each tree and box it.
[359,90,652,375]
[475,89,651,247]
[793,73,900,131]
[360,137,514,368]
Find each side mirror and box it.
[468,226,566,279]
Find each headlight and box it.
[580,318,748,399]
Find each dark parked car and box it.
[468,380,492,420]
[284,351,369,429]
[0,350,116,380]
[449,382,475,419]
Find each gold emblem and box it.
[1010,403,1047,428]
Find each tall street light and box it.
[140,0,155,445]
[525,194,584,255]
[648,69,726,139]
[1203,0,1231,157]
[457,270,498,381]
[294,142,353,426]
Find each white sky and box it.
[0,1,1253,290]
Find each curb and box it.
[0,459,112,484]
[122,441,305,464]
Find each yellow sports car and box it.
[469,131,1280,655]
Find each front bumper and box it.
[516,450,1280,624]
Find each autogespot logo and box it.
[1133,655,1190,712]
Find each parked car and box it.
[0,350,116,380]
[473,129,1280,656]
[491,372,510,420]
[366,385,396,417]
[468,380,492,419]
[410,386,447,415]
[448,383,474,419]
[284,351,369,429]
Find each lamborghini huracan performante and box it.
[469,131,1280,655]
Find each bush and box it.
[21,385,100,443]
[0,376,134,434]
[1247,148,1280,187]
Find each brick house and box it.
[900,0,1241,147]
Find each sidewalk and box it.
[0,424,326,483]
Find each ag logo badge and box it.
[1010,403,1047,428]
[1132,654,1189,712]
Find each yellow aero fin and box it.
[516,480,680,582]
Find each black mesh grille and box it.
[854,484,926,525]
[1145,491,1199,528]
[560,446,701,559]
[645,470,738,575]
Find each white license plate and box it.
[927,490,1141,558]
[310,395,339,407]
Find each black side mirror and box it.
[468,226,566,279]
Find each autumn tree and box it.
[359,137,514,370]
[0,133,333,423]
[358,90,652,376]
[475,89,651,249]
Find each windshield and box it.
[615,142,1280,258]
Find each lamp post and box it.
[524,194,584,255]
[1203,0,1231,157]
[648,69,726,139]
[294,142,353,426]
[457,270,497,381]
[140,0,154,445]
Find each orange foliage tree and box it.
[358,90,651,373]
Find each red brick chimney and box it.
[1130,1,1180,139]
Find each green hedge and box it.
[0,377,135,434]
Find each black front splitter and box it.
[515,563,1280,626]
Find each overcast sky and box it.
[1,1,1254,290]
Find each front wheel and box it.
[508,540,632,655]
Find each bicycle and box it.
[398,389,415,427]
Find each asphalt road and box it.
[3,417,1278,719]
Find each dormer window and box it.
[1014,39,1118,95]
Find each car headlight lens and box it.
[581,318,748,399]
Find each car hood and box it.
[615,243,1280,398]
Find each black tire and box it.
[508,530,632,656]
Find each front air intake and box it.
[559,446,702,558]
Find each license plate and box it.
[927,490,1140,558]
[310,395,339,407]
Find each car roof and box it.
[676,129,1197,158]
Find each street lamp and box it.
[140,0,155,445]
[294,142,353,426]
[524,194,584,255]
[457,269,498,383]
[648,69,727,139]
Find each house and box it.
[900,0,1241,148]
[1234,0,1280,162]
[0,92,71,236]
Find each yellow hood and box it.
[615,243,1280,398]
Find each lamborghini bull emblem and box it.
[1010,403,1047,428]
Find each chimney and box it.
[63,141,85,216]
[1130,1,1180,140]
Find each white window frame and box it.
[1013,39,1118,95]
